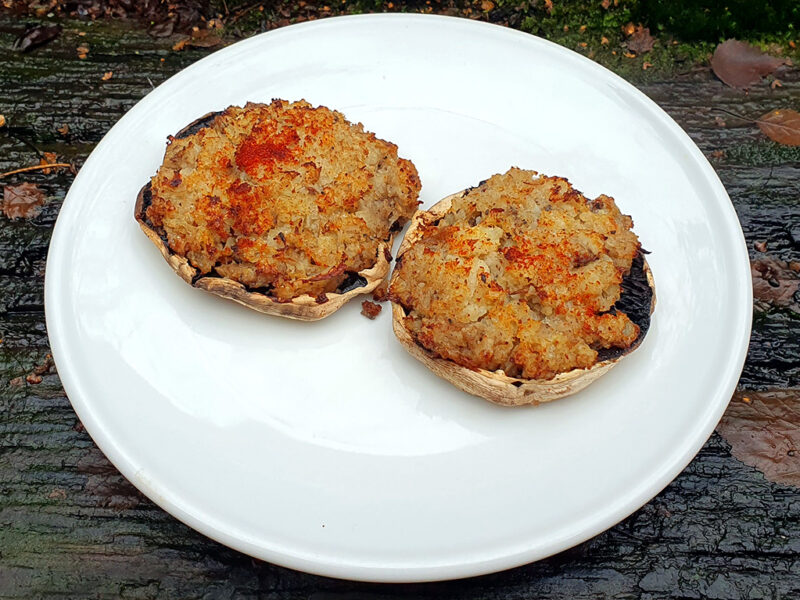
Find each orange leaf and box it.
[757,109,800,146]
[38,152,58,175]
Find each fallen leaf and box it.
[714,116,726,127]
[12,24,62,52]
[710,149,725,159]
[187,30,222,48]
[751,256,799,311]
[600,36,609,45]
[76,44,89,59]
[754,241,767,252]
[625,25,655,54]
[717,390,800,487]
[148,18,175,38]
[172,30,222,51]
[9,376,24,386]
[642,61,653,70]
[601,0,611,8]
[57,124,70,136]
[757,109,800,147]
[26,373,42,384]
[543,0,553,14]
[624,51,636,58]
[771,79,783,89]
[2,182,45,220]
[38,152,58,175]
[0,115,5,128]
[48,488,67,500]
[172,36,190,52]
[481,0,494,11]
[30,355,54,377]
[711,40,787,89]
[622,21,636,36]
[101,71,113,81]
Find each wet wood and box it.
[1,14,799,599]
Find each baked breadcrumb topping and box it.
[389,168,641,380]
[146,100,420,301]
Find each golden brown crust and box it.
[135,101,420,320]
[390,182,656,406]
[135,184,393,320]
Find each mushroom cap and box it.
[390,190,656,406]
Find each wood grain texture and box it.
[1,15,799,599]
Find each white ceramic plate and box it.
[46,14,752,582]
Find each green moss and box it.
[725,141,800,167]
[635,0,800,42]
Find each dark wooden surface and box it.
[1,13,800,600]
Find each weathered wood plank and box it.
[1,13,799,599]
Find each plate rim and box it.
[44,13,753,582]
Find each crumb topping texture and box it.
[146,100,421,301]
[389,168,641,380]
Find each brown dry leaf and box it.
[38,152,58,175]
[754,241,767,252]
[57,124,69,136]
[13,24,62,52]
[172,30,223,51]
[0,114,5,128]
[751,256,799,311]
[543,0,553,14]
[600,0,611,8]
[642,61,653,70]
[717,390,800,487]
[625,25,655,54]
[711,40,787,89]
[600,36,609,45]
[771,79,783,89]
[480,0,494,11]
[2,182,45,220]
[148,18,175,38]
[188,33,222,48]
[101,71,113,81]
[757,109,800,147]
[172,36,190,51]
[76,44,89,59]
